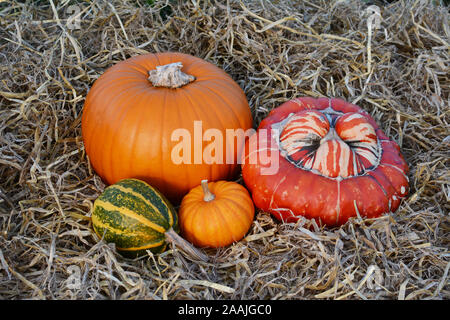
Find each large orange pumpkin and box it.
[82,52,253,203]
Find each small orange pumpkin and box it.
[178,180,255,248]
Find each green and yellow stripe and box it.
[91,179,179,256]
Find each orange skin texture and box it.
[178,181,255,248]
[241,97,410,227]
[82,52,253,204]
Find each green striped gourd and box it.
[92,178,179,257]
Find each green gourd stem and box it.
[165,228,209,262]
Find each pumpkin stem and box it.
[165,228,209,262]
[148,62,196,88]
[201,179,215,202]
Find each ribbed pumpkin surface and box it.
[92,178,178,257]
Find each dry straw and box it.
[0,0,448,299]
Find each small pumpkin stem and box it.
[165,228,209,262]
[148,62,195,89]
[201,179,215,202]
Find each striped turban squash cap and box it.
[241,97,409,226]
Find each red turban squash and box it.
[241,97,409,226]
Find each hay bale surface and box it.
[0,0,448,300]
